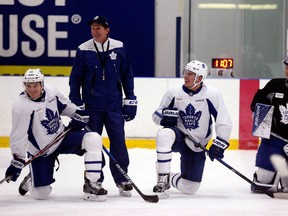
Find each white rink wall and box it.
[0,76,242,139]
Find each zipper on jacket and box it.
[113,64,121,83]
[90,65,98,95]
[114,64,123,92]
[102,68,105,81]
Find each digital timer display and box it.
[212,58,233,69]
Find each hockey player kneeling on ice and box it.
[250,55,288,194]
[152,60,232,198]
[4,69,107,201]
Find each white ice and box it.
[1,148,288,216]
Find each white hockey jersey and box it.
[152,84,232,150]
[10,84,78,160]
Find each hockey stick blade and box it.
[137,191,159,203]
[270,154,288,177]
[114,163,159,203]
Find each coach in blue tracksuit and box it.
[69,15,137,197]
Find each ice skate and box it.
[117,182,133,197]
[83,176,107,202]
[18,173,31,196]
[153,173,170,199]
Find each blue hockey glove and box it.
[208,137,230,161]
[5,157,25,182]
[160,107,179,127]
[68,109,90,130]
[122,96,138,122]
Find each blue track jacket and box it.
[69,38,135,111]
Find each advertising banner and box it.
[0,0,155,76]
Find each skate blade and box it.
[83,193,107,202]
[119,188,132,197]
[19,187,29,196]
[155,191,169,199]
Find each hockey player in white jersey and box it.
[152,60,232,198]
[5,69,107,201]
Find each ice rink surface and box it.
[1,148,288,216]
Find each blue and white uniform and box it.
[10,84,103,193]
[153,83,232,194]
[10,84,77,160]
[69,37,136,185]
[153,84,232,149]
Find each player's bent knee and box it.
[82,132,102,152]
[256,168,276,184]
[30,185,52,200]
[173,176,200,195]
[156,128,176,149]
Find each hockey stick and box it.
[85,127,159,203]
[1,127,71,185]
[176,127,273,197]
[0,176,10,185]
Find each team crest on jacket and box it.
[41,108,60,134]
[179,104,202,130]
[279,104,288,124]
[109,51,117,60]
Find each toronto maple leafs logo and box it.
[109,51,117,60]
[179,104,202,130]
[279,104,288,124]
[41,108,60,135]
